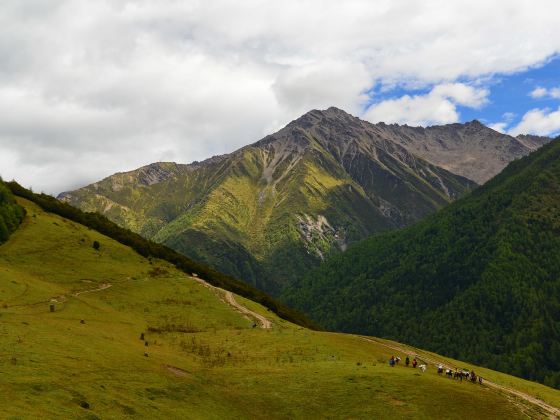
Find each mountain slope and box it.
[60,108,475,293]
[1,196,558,418]
[284,137,560,388]
[8,181,314,329]
[366,121,551,184]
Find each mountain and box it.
[366,121,551,184]
[283,137,560,388]
[0,179,25,243]
[60,108,475,293]
[2,186,559,418]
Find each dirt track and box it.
[224,291,272,329]
[359,336,560,419]
[190,276,272,329]
[73,283,112,296]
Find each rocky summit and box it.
[366,120,551,184]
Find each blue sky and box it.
[364,56,560,137]
[463,56,560,134]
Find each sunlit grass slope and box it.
[0,198,557,419]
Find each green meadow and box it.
[0,198,558,419]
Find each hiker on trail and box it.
[437,364,443,375]
[405,356,410,367]
[389,356,395,367]
[412,358,418,368]
[395,356,401,365]
[478,376,483,384]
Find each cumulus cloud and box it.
[530,86,560,99]
[509,107,560,136]
[1,0,560,193]
[363,83,489,126]
[488,112,517,133]
[488,123,508,133]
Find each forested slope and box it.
[0,178,25,243]
[284,138,560,388]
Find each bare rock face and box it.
[365,119,552,184]
[516,134,553,150]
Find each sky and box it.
[1,0,560,194]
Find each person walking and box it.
[412,358,418,368]
[405,356,410,367]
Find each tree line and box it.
[0,179,25,244]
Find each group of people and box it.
[388,356,483,384]
[389,355,416,367]
[389,355,426,371]
[388,355,401,367]
[438,364,483,384]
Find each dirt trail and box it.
[224,291,272,329]
[359,336,560,419]
[191,276,272,329]
[6,283,112,308]
[73,283,112,297]
[164,364,190,377]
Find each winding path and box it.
[190,276,272,329]
[224,291,272,329]
[358,336,560,419]
[73,283,112,297]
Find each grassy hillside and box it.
[7,181,315,330]
[284,138,560,388]
[0,179,25,243]
[60,108,474,294]
[0,198,558,418]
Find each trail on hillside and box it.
[5,282,113,308]
[191,276,272,329]
[224,291,272,329]
[73,283,112,297]
[358,336,560,419]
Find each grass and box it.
[0,198,558,418]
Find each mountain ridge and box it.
[60,108,477,293]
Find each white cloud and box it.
[509,107,560,136]
[488,122,508,133]
[488,112,517,134]
[1,0,560,193]
[530,87,548,98]
[363,83,489,126]
[530,86,560,99]
[432,83,489,108]
[272,61,371,115]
